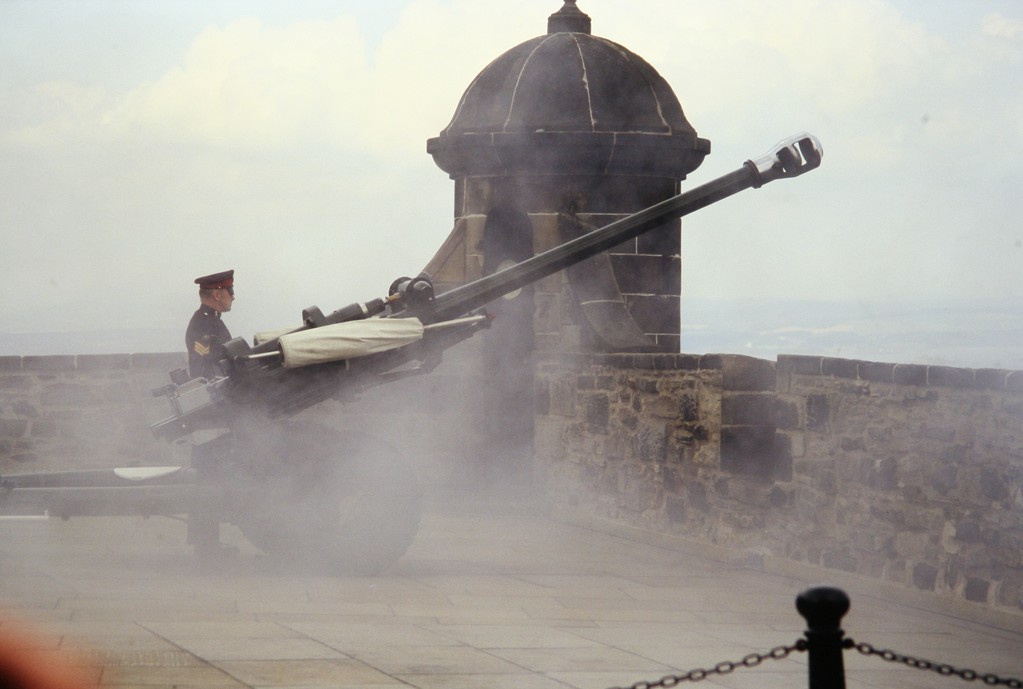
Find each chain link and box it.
[608,635,1023,689]
[849,639,1023,688]
[606,640,807,689]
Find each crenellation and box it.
[822,357,860,379]
[78,354,131,371]
[859,361,896,383]
[25,355,77,371]
[1007,371,1023,392]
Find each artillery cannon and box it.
[0,134,822,574]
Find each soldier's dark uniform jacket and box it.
[186,270,234,380]
[186,306,231,379]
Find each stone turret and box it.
[426,0,709,353]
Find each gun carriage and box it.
[0,135,822,574]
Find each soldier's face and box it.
[216,287,235,312]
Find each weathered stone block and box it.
[676,354,702,370]
[533,293,561,334]
[868,500,905,525]
[768,485,791,507]
[776,430,804,459]
[721,425,779,479]
[964,577,990,603]
[822,548,858,572]
[130,352,186,370]
[610,254,680,295]
[665,494,686,523]
[912,562,938,590]
[893,364,927,386]
[624,294,679,335]
[583,394,610,430]
[0,419,29,438]
[29,419,58,438]
[549,378,576,416]
[979,467,1010,501]
[698,354,723,370]
[805,394,829,431]
[23,356,76,371]
[11,401,38,418]
[534,379,551,415]
[773,398,799,430]
[617,411,639,432]
[870,457,898,490]
[0,375,34,390]
[678,393,699,422]
[919,422,955,442]
[656,334,680,352]
[860,361,895,383]
[780,354,823,376]
[626,355,657,370]
[974,368,1008,390]
[533,417,565,459]
[993,570,1023,608]
[78,354,131,371]
[1006,371,1023,392]
[635,423,667,462]
[101,382,133,403]
[822,357,859,379]
[955,521,982,543]
[645,396,679,419]
[721,393,775,425]
[40,383,95,408]
[0,357,23,371]
[927,366,973,388]
[722,356,775,391]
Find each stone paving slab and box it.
[0,505,1021,689]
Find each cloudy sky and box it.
[1,0,1020,357]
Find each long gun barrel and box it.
[410,133,822,324]
[251,132,823,341]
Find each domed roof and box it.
[428,1,710,178]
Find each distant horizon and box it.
[4,296,1021,371]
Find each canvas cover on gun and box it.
[276,317,425,368]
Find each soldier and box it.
[186,270,235,380]
[185,270,236,561]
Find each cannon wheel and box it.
[235,421,422,575]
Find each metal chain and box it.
[607,640,807,689]
[849,639,1023,688]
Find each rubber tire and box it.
[236,421,422,575]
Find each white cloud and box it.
[104,16,371,151]
[981,12,1023,40]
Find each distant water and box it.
[3,299,1021,371]
[682,298,1023,371]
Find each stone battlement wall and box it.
[535,353,1023,615]
[0,350,483,486]
[0,354,187,473]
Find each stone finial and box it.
[548,1,591,34]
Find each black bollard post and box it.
[796,587,851,689]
